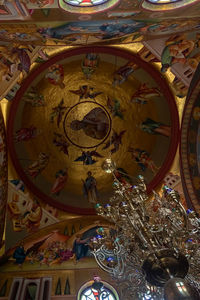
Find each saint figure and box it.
[45,64,65,89]
[51,168,68,195]
[13,243,27,265]
[140,118,171,137]
[82,171,98,204]
[128,147,160,174]
[70,107,109,140]
[72,234,90,262]
[15,126,38,142]
[27,152,49,178]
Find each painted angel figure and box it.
[114,168,132,186]
[69,85,102,101]
[27,152,49,178]
[45,64,65,89]
[107,97,124,120]
[160,34,196,73]
[140,118,171,137]
[53,132,69,156]
[128,147,160,174]
[0,45,31,77]
[82,171,98,204]
[113,61,138,86]
[74,151,103,165]
[50,99,67,128]
[23,87,46,107]
[51,168,68,195]
[102,129,126,154]
[131,83,161,104]
[81,53,99,79]
[15,48,31,73]
[15,126,39,142]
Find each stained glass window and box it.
[64,0,109,7]
[77,280,119,300]
[59,0,120,14]
[147,0,179,3]
[80,287,117,300]
[143,0,199,10]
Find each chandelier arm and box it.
[178,201,189,231]
[166,190,188,230]
[92,248,116,273]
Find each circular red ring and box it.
[7,46,180,215]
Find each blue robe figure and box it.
[13,245,27,265]
[72,227,100,262]
[72,235,89,262]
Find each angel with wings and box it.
[53,132,70,156]
[50,99,67,128]
[69,85,102,101]
[74,151,103,165]
[131,83,160,105]
[23,87,46,107]
[107,97,125,120]
[102,129,126,154]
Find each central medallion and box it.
[63,100,112,149]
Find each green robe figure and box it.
[141,118,171,137]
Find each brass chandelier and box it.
[91,160,200,300]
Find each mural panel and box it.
[7,46,179,214]
[0,18,200,46]
[0,217,110,271]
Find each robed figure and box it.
[82,171,98,204]
[70,107,109,140]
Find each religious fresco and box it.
[160,33,200,74]
[0,218,111,271]
[10,226,100,267]
[0,108,7,250]
[128,148,160,174]
[7,46,179,215]
[180,63,200,212]
[7,180,59,234]
[0,44,32,81]
[82,53,100,79]
[1,0,200,47]
[1,17,200,46]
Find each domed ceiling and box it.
[7,46,179,214]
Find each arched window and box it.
[77,279,119,300]
[142,0,199,10]
[58,0,120,14]
[64,0,109,7]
